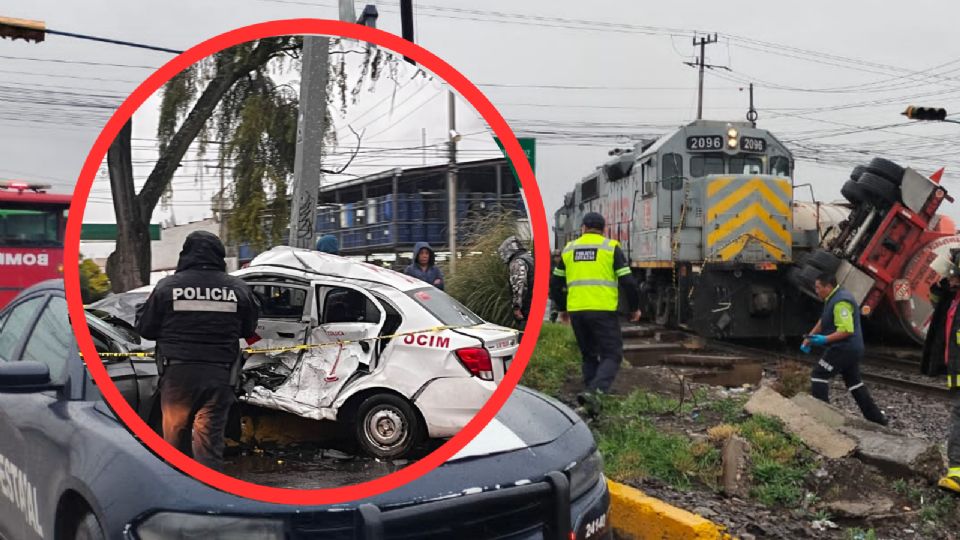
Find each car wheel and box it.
[807,249,842,274]
[74,512,105,540]
[355,393,422,459]
[849,164,867,182]
[841,179,869,205]
[858,172,900,206]
[865,157,905,185]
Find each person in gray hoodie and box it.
[405,242,444,290]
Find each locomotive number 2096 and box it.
[686,135,723,151]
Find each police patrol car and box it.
[0,279,611,540]
[92,246,520,459]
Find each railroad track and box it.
[621,325,953,400]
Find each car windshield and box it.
[406,287,482,326]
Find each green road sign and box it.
[493,137,535,187]
[81,223,161,241]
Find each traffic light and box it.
[903,105,948,121]
[0,17,45,43]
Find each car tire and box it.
[865,157,905,186]
[807,249,842,274]
[841,179,869,205]
[849,165,867,182]
[73,512,105,540]
[355,393,422,459]
[858,172,900,206]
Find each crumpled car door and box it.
[242,281,386,419]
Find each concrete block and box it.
[744,386,856,459]
[721,435,751,498]
[840,427,943,482]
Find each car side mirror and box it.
[0,361,53,390]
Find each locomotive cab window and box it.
[729,156,762,175]
[690,155,725,178]
[770,156,791,176]
[581,176,599,201]
[661,153,684,191]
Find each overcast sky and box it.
[3,0,960,256]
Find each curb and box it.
[608,480,731,539]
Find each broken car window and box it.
[253,284,307,319]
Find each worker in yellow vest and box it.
[550,212,641,411]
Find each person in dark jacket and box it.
[922,276,960,376]
[498,235,534,323]
[405,242,444,290]
[801,272,886,425]
[927,253,960,493]
[136,231,259,471]
[316,234,339,255]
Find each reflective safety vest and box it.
[559,233,625,312]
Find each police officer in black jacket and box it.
[136,231,259,471]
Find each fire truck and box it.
[0,180,70,308]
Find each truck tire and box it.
[788,264,820,292]
[354,393,422,459]
[841,179,869,205]
[849,165,867,182]
[808,249,842,274]
[866,157,905,186]
[799,264,823,288]
[858,172,900,206]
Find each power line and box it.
[45,28,183,54]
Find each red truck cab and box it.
[0,180,71,309]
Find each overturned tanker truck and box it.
[554,118,956,343]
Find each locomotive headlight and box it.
[726,127,738,149]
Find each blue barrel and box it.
[427,223,445,244]
[343,203,355,228]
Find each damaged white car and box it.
[95,247,521,458]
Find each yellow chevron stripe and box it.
[708,178,790,220]
[773,178,792,199]
[707,201,791,246]
[706,176,734,198]
[716,231,787,261]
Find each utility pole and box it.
[288,0,355,249]
[400,0,415,65]
[447,92,459,274]
[683,33,726,120]
[421,128,426,165]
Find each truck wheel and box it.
[73,512,105,540]
[866,157,905,186]
[841,179,870,205]
[808,249,842,274]
[849,165,867,182]
[355,394,422,459]
[787,265,819,292]
[858,172,900,206]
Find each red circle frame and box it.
[63,19,549,505]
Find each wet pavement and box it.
[225,450,411,488]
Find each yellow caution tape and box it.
[82,325,520,359]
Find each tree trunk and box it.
[106,120,151,292]
[107,39,292,291]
